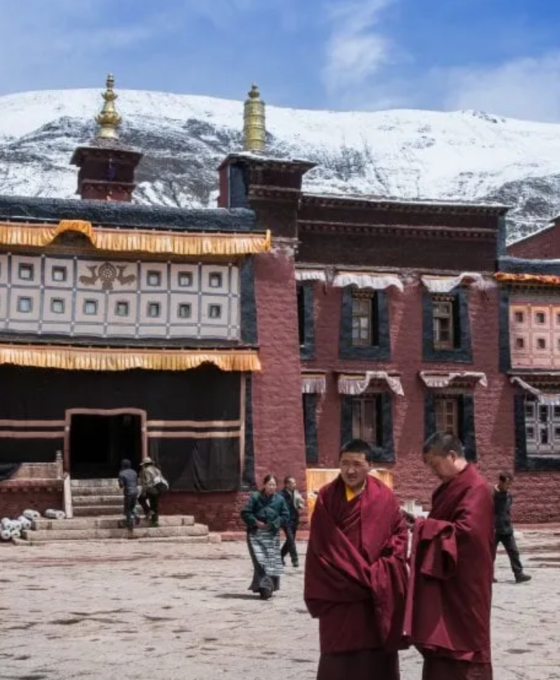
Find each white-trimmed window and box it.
[524,397,560,456]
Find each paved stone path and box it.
[0,529,559,679]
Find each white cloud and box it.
[322,0,398,97]
[439,53,560,122]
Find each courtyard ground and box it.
[0,529,559,680]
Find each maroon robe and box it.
[405,464,494,680]
[305,475,408,680]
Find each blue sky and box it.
[1,0,560,121]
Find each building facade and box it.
[2,78,560,527]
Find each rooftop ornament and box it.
[95,73,122,141]
[243,84,266,153]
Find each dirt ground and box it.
[0,529,559,680]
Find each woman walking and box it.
[241,474,290,599]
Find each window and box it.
[537,338,547,350]
[147,271,161,287]
[351,292,378,347]
[525,397,560,455]
[435,396,459,436]
[178,303,192,319]
[178,272,193,287]
[115,301,130,317]
[17,296,32,313]
[209,272,223,288]
[536,312,546,324]
[351,394,381,447]
[18,264,34,281]
[52,266,67,282]
[514,311,524,323]
[209,304,222,319]
[516,338,525,349]
[147,302,161,318]
[433,299,454,349]
[50,298,65,314]
[83,299,98,316]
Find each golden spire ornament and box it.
[95,73,122,140]
[243,84,266,153]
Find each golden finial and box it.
[243,83,266,153]
[95,73,122,140]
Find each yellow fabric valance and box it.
[0,220,271,257]
[0,345,261,372]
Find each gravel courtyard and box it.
[1,529,559,680]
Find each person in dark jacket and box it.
[280,475,304,568]
[240,474,290,599]
[493,471,531,583]
[117,459,138,538]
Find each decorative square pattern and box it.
[511,301,560,369]
[0,254,240,341]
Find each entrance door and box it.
[69,412,142,479]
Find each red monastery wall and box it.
[304,281,560,523]
[251,250,307,488]
[507,224,560,259]
[0,485,63,519]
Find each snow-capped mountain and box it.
[1,87,560,242]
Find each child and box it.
[493,472,531,584]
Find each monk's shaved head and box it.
[423,432,465,458]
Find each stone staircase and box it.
[71,478,123,516]
[20,515,218,544]
[16,478,218,544]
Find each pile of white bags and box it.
[45,509,66,520]
[0,508,66,542]
[1,515,29,540]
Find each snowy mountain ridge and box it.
[1,87,560,242]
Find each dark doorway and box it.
[70,413,142,479]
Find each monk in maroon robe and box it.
[304,439,408,680]
[404,432,494,680]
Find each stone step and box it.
[73,505,125,517]
[70,486,123,497]
[73,495,129,506]
[32,516,195,531]
[71,478,119,488]
[22,523,209,542]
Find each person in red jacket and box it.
[304,438,408,680]
[404,432,494,680]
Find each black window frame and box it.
[339,287,390,361]
[422,289,472,363]
[297,282,315,360]
[424,392,477,461]
[302,394,319,464]
[340,392,395,463]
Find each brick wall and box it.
[251,249,307,489]
[0,484,63,519]
[161,491,249,531]
[508,224,559,259]
[303,281,560,524]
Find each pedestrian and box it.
[404,432,494,680]
[493,472,531,584]
[138,457,167,527]
[117,459,138,539]
[240,474,290,600]
[280,475,304,568]
[304,439,408,680]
